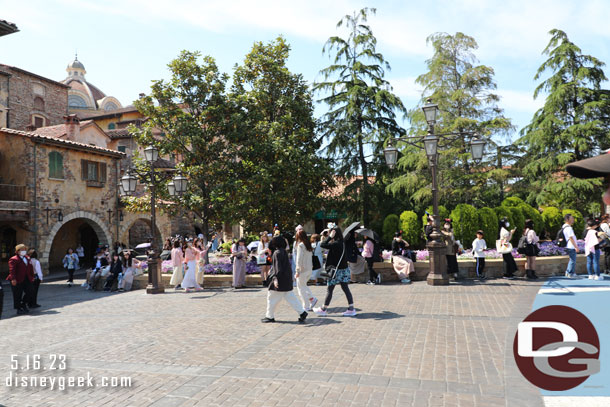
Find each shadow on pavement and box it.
[355,311,404,320]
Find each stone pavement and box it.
[0,277,545,407]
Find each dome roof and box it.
[68,58,85,70]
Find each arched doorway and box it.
[128,218,161,249]
[42,211,111,274]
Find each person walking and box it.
[472,230,487,279]
[499,218,518,279]
[76,243,85,269]
[441,219,459,280]
[562,214,580,278]
[313,226,357,316]
[27,249,42,308]
[231,238,247,289]
[182,239,203,292]
[62,248,79,287]
[261,236,307,323]
[391,231,413,284]
[257,232,272,287]
[7,244,34,315]
[523,219,540,280]
[170,240,185,290]
[345,230,366,280]
[195,238,208,286]
[584,218,602,280]
[362,235,378,285]
[294,230,318,311]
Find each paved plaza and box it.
[0,277,546,407]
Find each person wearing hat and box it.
[441,219,459,280]
[7,243,34,315]
[472,230,487,279]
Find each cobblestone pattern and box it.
[0,277,544,406]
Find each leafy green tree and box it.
[231,37,334,231]
[507,207,525,245]
[477,207,498,247]
[541,206,563,237]
[399,210,421,248]
[517,29,610,213]
[421,205,449,234]
[315,8,406,227]
[502,197,526,207]
[388,32,513,210]
[132,51,243,250]
[382,214,400,247]
[450,204,479,248]
[518,203,544,235]
[494,206,513,239]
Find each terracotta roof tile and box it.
[79,105,140,120]
[106,128,131,139]
[33,120,95,139]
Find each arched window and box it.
[49,151,64,179]
[33,96,45,111]
[103,102,118,111]
[108,122,116,129]
[68,95,88,108]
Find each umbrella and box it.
[135,242,151,249]
[247,241,259,252]
[356,228,374,239]
[343,221,361,236]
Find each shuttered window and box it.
[80,159,107,184]
[48,151,64,179]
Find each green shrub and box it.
[245,234,260,245]
[421,205,449,233]
[220,242,233,254]
[507,206,525,246]
[493,206,512,237]
[542,206,563,238]
[562,209,584,238]
[502,197,526,207]
[477,207,498,247]
[382,214,400,247]
[518,203,543,236]
[399,210,421,247]
[450,204,479,249]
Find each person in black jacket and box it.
[391,232,413,284]
[88,249,109,291]
[261,236,307,323]
[313,226,357,317]
[104,252,123,292]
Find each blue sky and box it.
[2,0,610,144]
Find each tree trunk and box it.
[357,128,369,227]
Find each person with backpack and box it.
[362,235,378,285]
[584,218,602,280]
[562,214,579,278]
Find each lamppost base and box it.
[146,285,165,294]
[426,273,449,286]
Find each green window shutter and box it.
[100,162,107,183]
[48,151,63,179]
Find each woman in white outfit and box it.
[257,232,272,287]
[295,230,318,311]
[169,240,184,289]
[182,240,203,292]
[310,234,324,283]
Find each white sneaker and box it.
[313,307,327,316]
[309,297,318,310]
[589,275,595,280]
[342,309,357,317]
[594,275,602,280]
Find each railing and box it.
[0,184,26,201]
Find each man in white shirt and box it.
[563,214,579,277]
[472,230,487,279]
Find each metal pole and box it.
[147,163,164,294]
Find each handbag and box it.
[525,243,540,257]
[496,239,513,254]
[517,235,528,254]
[319,242,345,280]
[312,252,321,270]
[257,253,267,265]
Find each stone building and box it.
[61,56,122,115]
[0,64,69,130]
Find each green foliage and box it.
[315,8,406,226]
[507,207,525,245]
[220,242,232,254]
[518,203,543,235]
[388,32,514,210]
[245,235,260,245]
[542,206,563,237]
[502,197,526,207]
[562,209,585,237]
[477,207,498,247]
[494,206,513,239]
[516,29,610,211]
[382,214,400,247]
[450,204,479,249]
[399,211,421,248]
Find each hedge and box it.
[477,207,498,247]
[382,214,400,247]
[542,206,563,238]
[493,206,513,237]
[518,203,543,236]
[450,204,479,249]
[400,210,421,247]
[562,209,585,238]
[507,206,525,245]
[501,197,526,207]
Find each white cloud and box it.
[497,89,544,114]
[387,76,422,101]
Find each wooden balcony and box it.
[0,184,26,201]
[0,184,29,221]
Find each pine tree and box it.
[517,29,610,213]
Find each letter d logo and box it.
[518,322,577,357]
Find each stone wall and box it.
[0,65,68,130]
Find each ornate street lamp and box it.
[121,170,137,196]
[423,134,439,159]
[173,172,188,195]
[470,136,486,162]
[422,99,439,126]
[383,140,399,170]
[167,181,176,197]
[144,145,159,163]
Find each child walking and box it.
[472,230,487,279]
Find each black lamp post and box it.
[121,146,187,294]
[383,99,487,285]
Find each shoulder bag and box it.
[319,242,345,280]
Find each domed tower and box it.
[61,54,122,114]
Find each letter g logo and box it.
[513,305,600,391]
